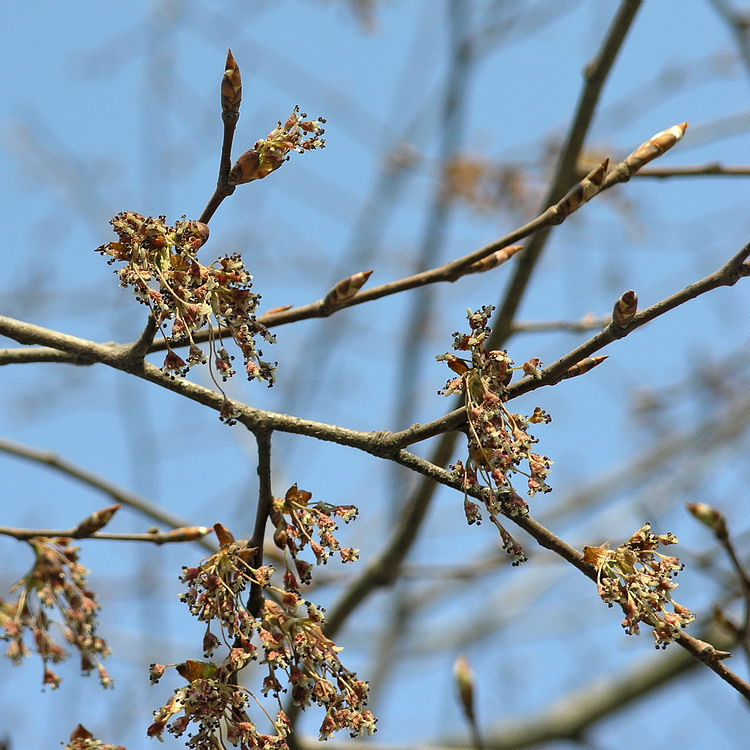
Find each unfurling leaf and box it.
[285,483,313,507]
[176,659,218,683]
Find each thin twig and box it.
[509,240,750,399]
[199,49,241,224]
[0,526,210,544]
[511,315,610,333]
[293,12,644,711]
[3,236,749,463]
[402,240,750,442]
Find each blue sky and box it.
[3,1,750,748]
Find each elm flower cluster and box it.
[584,523,695,648]
[149,507,373,748]
[0,538,111,689]
[270,484,359,588]
[437,306,551,561]
[227,106,326,185]
[96,212,276,386]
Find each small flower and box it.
[438,307,552,559]
[584,523,694,647]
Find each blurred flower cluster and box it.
[149,491,373,748]
[438,306,552,561]
[584,523,695,647]
[63,724,125,750]
[96,212,276,385]
[0,537,111,689]
[441,154,536,217]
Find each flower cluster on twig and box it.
[96,212,277,387]
[0,537,111,689]
[227,106,326,186]
[438,306,552,563]
[270,484,359,579]
[584,523,695,648]
[148,492,373,749]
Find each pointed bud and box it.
[73,504,121,537]
[161,526,212,542]
[604,122,689,187]
[554,159,609,219]
[686,502,728,538]
[629,122,689,169]
[612,290,638,329]
[562,355,608,380]
[467,245,523,274]
[323,270,373,309]
[264,304,293,315]
[221,49,242,119]
[453,655,476,720]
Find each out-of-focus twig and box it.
[0,436,218,553]
[491,0,643,347]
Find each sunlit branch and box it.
[0,526,210,545]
